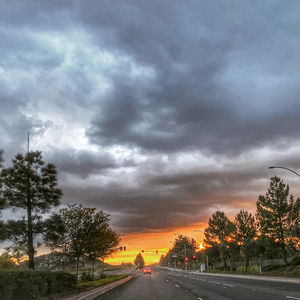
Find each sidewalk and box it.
[191,270,300,284]
[65,276,132,300]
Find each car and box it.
[143,267,152,274]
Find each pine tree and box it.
[234,210,256,271]
[0,151,62,269]
[204,211,236,269]
[256,176,299,265]
[134,253,145,269]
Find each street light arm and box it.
[268,166,300,178]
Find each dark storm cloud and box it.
[46,148,117,178]
[60,162,266,233]
[1,0,300,235]
[79,0,300,155]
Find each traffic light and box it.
[185,257,189,262]
[156,250,158,254]
[192,254,196,260]
[123,246,126,251]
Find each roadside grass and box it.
[77,274,127,291]
[208,265,300,278]
[67,265,131,276]
[263,265,300,277]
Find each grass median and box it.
[77,274,128,291]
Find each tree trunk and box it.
[281,244,288,265]
[259,255,263,274]
[228,256,233,272]
[92,259,95,277]
[27,194,35,270]
[76,257,79,277]
[245,255,249,272]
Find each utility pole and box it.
[26,131,34,269]
[184,244,187,271]
[27,131,30,153]
[206,255,209,272]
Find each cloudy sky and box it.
[1,0,300,262]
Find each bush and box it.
[81,271,94,282]
[290,256,300,266]
[263,265,282,272]
[0,270,76,300]
[236,265,259,273]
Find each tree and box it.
[204,211,236,269]
[256,176,299,264]
[172,235,197,266]
[0,149,4,210]
[84,220,119,275]
[0,151,62,269]
[0,252,16,270]
[45,204,120,276]
[5,244,27,266]
[134,253,145,269]
[234,210,256,271]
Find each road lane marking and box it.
[175,284,180,288]
[286,297,300,300]
[223,283,234,287]
[198,298,204,300]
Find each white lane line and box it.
[175,284,180,288]
[223,283,234,287]
[198,298,204,300]
[286,297,300,300]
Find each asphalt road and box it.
[96,267,300,300]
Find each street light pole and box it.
[268,166,300,178]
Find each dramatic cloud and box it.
[1,0,300,236]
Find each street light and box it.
[268,166,300,178]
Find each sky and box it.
[1,0,300,265]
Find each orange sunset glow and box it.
[105,225,207,265]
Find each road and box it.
[96,266,300,300]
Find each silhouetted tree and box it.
[171,235,197,267]
[0,151,62,269]
[204,211,236,269]
[45,204,119,276]
[134,253,145,269]
[257,176,299,264]
[234,209,256,271]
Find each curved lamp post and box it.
[268,166,300,178]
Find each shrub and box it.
[263,265,282,272]
[0,270,76,300]
[290,256,300,266]
[236,265,259,273]
[81,271,94,282]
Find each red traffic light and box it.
[156,250,158,254]
[192,254,196,260]
[185,257,189,262]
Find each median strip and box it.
[66,276,132,300]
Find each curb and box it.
[192,271,300,284]
[65,276,132,300]
[160,267,300,284]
